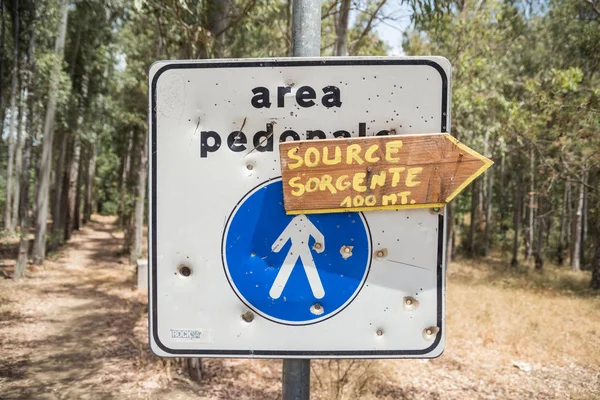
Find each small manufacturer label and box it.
[170,329,214,343]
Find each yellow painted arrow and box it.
[279,133,493,214]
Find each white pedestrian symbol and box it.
[269,215,325,299]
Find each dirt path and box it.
[0,217,147,398]
[0,217,280,399]
[1,216,599,399]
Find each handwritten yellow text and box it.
[286,141,404,170]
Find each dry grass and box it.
[1,218,599,399]
[447,258,600,366]
[308,259,600,399]
[311,360,384,399]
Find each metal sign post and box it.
[286,2,322,399]
[148,10,453,399]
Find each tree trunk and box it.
[4,0,20,232]
[32,0,69,264]
[122,137,138,252]
[14,118,32,279]
[483,168,494,256]
[535,196,544,271]
[131,130,148,263]
[30,99,42,224]
[571,180,584,271]
[334,0,351,56]
[54,16,83,237]
[566,182,572,259]
[557,182,568,265]
[65,135,81,240]
[14,22,35,279]
[83,143,96,224]
[62,136,76,242]
[207,0,230,58]
[0,0,6,127]
[69,74,88,233]
[11,81,24,230]
[591,229,600,290]
[526,149,535,262]
[30,119,39,221]
[285,0,292,55]
[446,201,454,266]
[469,179,478,257]
[73,148,84,231]
[580,170,588,266]
[14,109,32,276]
[52,133,68,235]
[545,205,552,248]
[590,191,600,290]
[451,218,456,258]
[499,151,505,224]
[511,174,522,267]
[118,130,133,226]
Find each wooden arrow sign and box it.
[279,133,493,214]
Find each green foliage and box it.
[0,0,597,276]
[404,0,599,265]
[227,1,289,57]
[95,146,120,215]
[99,201,118,216]
[320,0,389,56]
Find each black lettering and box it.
[322,86,342,108]
[280,130,300,142]
[200,131,221,158]
[254,123,274,152]
[296,86,316,107]
[359,122,367,137]
[277,86,292,108]
[251,87,271,108]
[333,130,350,138]
[227,131,247,152]
[307,130,326,140]
[376,130,389,136]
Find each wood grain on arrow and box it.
[279,134,493,214]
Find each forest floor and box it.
[0,216,599,399]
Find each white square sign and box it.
[149,57,450,358]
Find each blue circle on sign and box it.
[222,179,372,325]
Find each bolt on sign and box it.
[280,134,492,214]
[149,57,460,358]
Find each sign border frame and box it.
[149,58,449,357]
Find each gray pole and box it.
[291,0,322,57]
[282,359,311,400]
[283,1,322,400]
